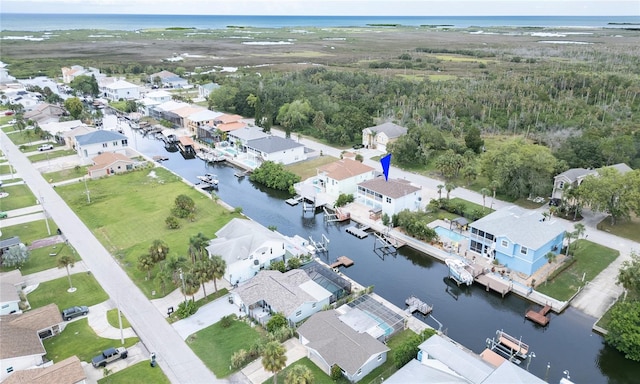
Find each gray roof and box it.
[0,282,20,303]
[0,236,22,249]
[200,82,220,91]
[554,168,592,182]
[384,358,468,384]
[297,310,389,376]
[363,122,408,139]
[76,130,127,146]
[246,136,304,154]
[358,177,420,199]
[419,335,493,384]
[235,269,330,318]
[482,361,547,384]
[605,163,633,174]
[470,206,565,250]
[229,126,270,142]
[206,218,286,265]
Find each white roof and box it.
[155,100,190,112]
[146,90,172,98]
[41,120,86,135]
[105,79,139,90]
[188,109,223,122]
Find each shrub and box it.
[330,364,343,380]
[335,193,354,207]
[231,349,248,369]
[174,300,197,319]
[172,194,195,218]
[266,313,288,333]
[270,260,286,273]
[219,314,235,328]
[165,216,180,229]
[249,161,301,191]
[287,257,301,270]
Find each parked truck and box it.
[91,347,128,368]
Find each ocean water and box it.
[1,13,639,31]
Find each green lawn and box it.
[285,155,339,180]
[27,273,109,310]
[28,149,77,163]
[55,167,242,298]
[536,240,619,301]
[187,318,262,378]
[98,361,171,384]
[44,318,139,363]
[2,125,17,133]
[598,215,640,243]
[0,183,37,210]
[43,166,89,183]
[167,288,229,324]
[5,130,41,145]
[1,242,80,275]
[0,220,53,244]
[262,357,347,384]
[448,197,493,217]
[107,308,132,329]
[0,163,15,174]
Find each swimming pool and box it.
[434,226,468,243]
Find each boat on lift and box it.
[445,258,474,286]
[197,173,219,188]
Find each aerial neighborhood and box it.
[1,17,640,384]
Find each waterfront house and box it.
[61,125,97,149]
[362,122,407,153]
[3,356,86,384]
[226,126,269,149]
[75,130,129,164]
[149,100,190,125]
[316,158,376,199]
[231,269,331,326]
[137,90,173,115]
[0,304,64,381]
[186,109,223,136]
[171,105,208,130]
[88,152,136,178]
[205,218,306,285]
[149,70,188,88]
[23,103,66,125]
[551,163,632,202]
[356,176,422,217]
[385,334,546,384]
[245,136,306,165]
[468,206,565,276]
[297,310,390,382]
[61,65,102,84]
[101,79,141,101]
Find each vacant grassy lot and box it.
[55,167,242,298]
[27,273,109,310]
[0,183,37,210]
[29,149,77,162]
[187,318,262,378]
[536,240,619,301]
[44,318,139,363]
[5,130,41,145]
[0,219,53,245]
[1,242,80,275]
[43,166,89,183]
[98,360,171,384]
[285,155,338,180]
[598,215,640,243]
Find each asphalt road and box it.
[1,131,222,383]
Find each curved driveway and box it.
[2,131,221,383]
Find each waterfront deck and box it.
[346,225,368,238]
[285,196,303,206]
[330,256,354,268]
[405,296,433,315]
[525,304,551,326]
[474,274,511,297]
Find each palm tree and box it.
[154,266,173,296]
[188,233,209,262]
[545,251,557,264]
[137,253,155,280]
[285,364,314,384]
[148,239,169,264]
[210,255,227,292]
[564,231,574,256]
[57,254,75,291]
[180,270,200,302]
[192,258,214,299]
[164,255,188,285]
[262,341,287,384]
[480,187,491,212]
[489,179,500,209]
[437,184,444,200]
[573,223,586,250]
[444,182,456,200]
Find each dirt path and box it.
[27,234,65,250]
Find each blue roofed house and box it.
[149,70,188,89]
[468,206,565,276]
[75,130,129,165]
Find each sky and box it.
[1,0,638,16]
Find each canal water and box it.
[125,124,638,384]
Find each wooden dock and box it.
[525,304,551,326]
[474,274,511,297]
[346,226,368,239]
[496,330,529,359]
[405,296,433,315]
[330,256,354,268]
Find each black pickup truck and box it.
[91,347,128,368]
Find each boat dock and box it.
[286,196,303,206]
[346,225,369,238]
[330,256,354,268]
[474,273,511,298]
[525,304,551,326]
[405,296,433,315]
[496,329,529,359]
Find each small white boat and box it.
[445,258,474,286]
[197,173,219,188]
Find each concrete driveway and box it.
[82,342,149,383]
[172,294,238,340]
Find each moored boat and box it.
[197,173,219,188]
[445,258,474,286]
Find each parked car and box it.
[0,212,7,219]
[38,144,54,151]
[352,143,364,149]
[92,347,128,368]
[61,305,89,321]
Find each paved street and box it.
[2,130,222,383]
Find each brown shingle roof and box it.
[3,356,86,384]
[7,303,62,331]
[358,177,420,199]
[89,152,133,171]
[0,304,62,359]
[215,114,243,124]
[318,158,374,181]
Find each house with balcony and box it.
[149,100,190,125]
[362,122,407,153]
[356,177,422,217]
[226,126,269,149]
[75,130,129,164]
[138,90,173,115]
[316,158,376,199]
[187,109,223,136]
[245,136,306,165]
[551,163,632,203]
[231,269,331,326]
[205,218,308,285]
[468,206,565,276]
[298,310,390,383]
[101,79,141,101]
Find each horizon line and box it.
[0,12,637,17]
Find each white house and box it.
[362,122,408,153]
[551,163,633,202]
[198,82,220,99]
[0,270,23,316]
[186,109,223,136]
[356,176,422,217]
[205,218,307,285]
[226,126,269,148]
[231,269,331,326]
[61,65,102,84]
[61,125,97,149]
[101,79,141,101]
[316,158,376,198]
[245,136,306,165]
[0,304,64,382]
[297,310,390,382]
[75,130,129,164]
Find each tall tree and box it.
[192,258,214,299]
[444,182,456,200]
[188,233,209,263]
[262,341,287,384]
[210,255,227,292]
[64,97,84,119]
[57,254,76,290]
[149,240,170,264]
[284,364,314,384]
[464,126,485,153]
[137,253,155,280]
[480,187,491,212]
[580,168,640,225]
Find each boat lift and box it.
[309,234,330,254]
